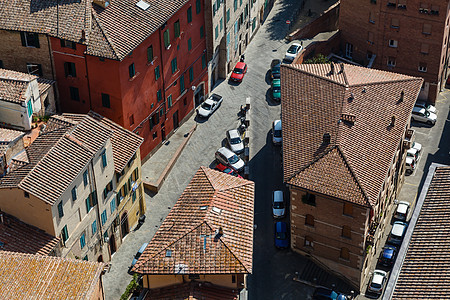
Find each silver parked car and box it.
[197,93,223,118]
[411,106,437,125]
[215,147,245,172]
[226,129,244,154]
[415,101,436,113]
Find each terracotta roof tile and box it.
[0,68,36,104]
[391,166,450,299]
[133,167,254,275]
[282,63,423,206]
[0,250,105,299]
[0,0,191,60]
[146,281,239,300]
[0,212,59,255]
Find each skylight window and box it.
[136,0,150,10]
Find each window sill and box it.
[343,213,354,218]
[129,72,140,82]
[305,224,315,229]
[146,57,158,66]
[339,257,350,262]
[341,235,352,240]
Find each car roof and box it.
[372,273,385,285]
[235,62,246,68]
[217,146,235,157]
[405,157,414,164]
[291,43,301,47]
[412,106,426,113]
[275,221,287,231]
[273,119,282,130]
[209,93,222,101]
[392,222,407,236]
[397,202,409,214]
[382,247,395,258]
[273,190,283,202]
[407,148,417,154]
[227,129,240,138]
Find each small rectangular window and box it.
[342,225,352,238]
[101,210,107,226]
[220,18,224,31]
[101,150,107,168]
[180,74,185,94]
[369,12,375,23]
[421,43,429,54]
[24,191,29,198]
[343,203,353,216]
[340,248,350,260]
[129,63,136,78]
[305,236,314,247]
[69,87,80,101]
[110,198,116,213]
[234,0,238,11]
[430,5,439,15]
[391,18,399,28]
[26,63,43,76]
[129,114,134,126]
[64,62,76,77]
[132,190,137,203]
[159,107,164,117]
[418,62,427,72]
[227,9,230,22]
[188,38,192,51]
[389,39,398,47]
[187,7,192,23]
[387,56,396,67]
[200,26,204,39]
[155,66,160,80]
[423,23,432,35]
[157,89,162,102]
[189,67,194,82]
[147,45,153,62]
[163,29,170,48]
[305,214,314,226]
[60,39,77,50]
[101,93,110,108]
[83,170,89,186]
[80,233,86,249]
[20,32,40,48]
[91,220,97,235]
[387,0,396,7]
[397,0,406,9]
[174,20,181,38]
[171,57,178,74]
[196,0,201,14]
[61,225,69,242]
[202,54,206,69]
[368,32,374,44]
[58,201,64,218]
[215,25,219,40]
[302,193,316,206]
[86,196,92,213]
[71,187,77,201]
[167,95,173,108]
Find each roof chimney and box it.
[340,63,344,74]
[214,227,224,241]
[399,90,404,102]
[323,133,331,144]
[330,63,335,75]
[92,0,110,8]
[390,116,396,127]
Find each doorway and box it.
[194,84,204,107]
[97,255,103,262]
[121,212,129,239]
[161,123,166,141]
[173,110,179,130]
[109,234,116,255]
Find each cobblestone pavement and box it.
[103,0,340,298]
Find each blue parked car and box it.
[131,243,148,267]
[274,222,289,248]
[378,245,397,267]
[313,287,351,300]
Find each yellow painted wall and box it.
[0,188,54,235]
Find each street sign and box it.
[286,20,291,24]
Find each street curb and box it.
[143,122,198,193]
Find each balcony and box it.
[403,128,415,149]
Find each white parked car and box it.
[407,147,419,162]
[411,106,437,125]
[415,101,436,114]
[272,190,286,218]
[284,43,302,62]
[272,120,282,145]
[226,129,244,154]
[405,157,416,174]
[368,269,387,294]
[394,201,410,222]
[412,141,422,153]
[197,93,223,118]
[215,147,245,172]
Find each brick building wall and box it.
[290,187,369,286]
[339,0,450,103]
[0,30,55,79]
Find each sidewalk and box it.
[141,115,197,193]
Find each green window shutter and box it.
[164,29,170,48]
[101,150,107,168]
[174,20,180,38]
[128,63,135,78]
[189,67,194,82]
[80,233,86,249]
[71,187,77,201]
[155,66,160,80]
[62,225,69,242]
[110,198,116,213]
[227,9,230,22]
[157,89,162,102]
[187,7,192,23]
[27,100,33,117]
[171,58,177,74]
[58,202,64,218]
[180,74,185,93]
[234,0,237,11]
[86,197,91,213]
[147,45,153,62]
[101,93,110,108]
[200,26,204,39]
[202,54,206,69]
[220,18,223,31]
[188,38,192,51]
[196,0,201,13]
[167,95,173,108]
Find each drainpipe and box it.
[84,52,93,112]
[158,26,168,124]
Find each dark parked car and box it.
[387,221,408,246]
[270,59,281,80]
[274,221,289,248]
[378,245,397,267]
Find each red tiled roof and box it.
[391,166,450,299]
[146,281,239,300]
[0,0,190,60]
[0,212,59,255]
[133,167,255,275]
[281,63,423,206]
[0,250,105,299]
[0,68,37,104]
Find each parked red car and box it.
[230,62,247,82]
[215,163,243,178]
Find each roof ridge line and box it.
[335,146,371,206]
[349,77,423,87]
[285,64,348,87]
[203,166,253,192]
[91,9,120,60]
